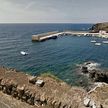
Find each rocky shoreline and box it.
[0,66,108,108]
[80,61,108,84]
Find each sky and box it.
[0,0,108,23]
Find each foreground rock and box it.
[0,67,86,108]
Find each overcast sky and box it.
[0,0,108,23]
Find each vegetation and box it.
[40,72,62,82]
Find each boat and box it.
[91,40,96,43]
[102,41,108,44]
[20,51,28,55]
[95,43,101,46]
[84,33,87,36]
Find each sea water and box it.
[0,23,108,86]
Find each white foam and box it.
[85,62,101,71]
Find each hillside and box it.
[90,22,108,32]
[0,67,108,108]
[0,67,86,108]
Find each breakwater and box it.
[32,31,61,41]
[32,31,108,42]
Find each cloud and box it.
[0,0,108,23]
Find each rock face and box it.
[90,22,108,33]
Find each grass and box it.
[40,72,62,82]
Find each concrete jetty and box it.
[32,31,108,42]
[32,31,62,41]
[64,31,99,35]
[64,31,108,38]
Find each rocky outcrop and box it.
[89,69,108,83]
[80,62,108,84]
[90,22,108,33]
[85,82,108,108]
[83,96,97,108]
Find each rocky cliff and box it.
[90,22,108,33]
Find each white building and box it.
[99,30,107,35]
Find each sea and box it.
[0,23,108,86]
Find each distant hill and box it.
[90,22,108,33]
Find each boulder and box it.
[89,100,96,108]
[28,76,37,84]
[83,97,91,107]
[1,79,6,87]
[11,83,18,98]
[4,79,16,95]
[81,66,88,74]
[36,80,44,87]
[34,94,42,106]
[27,94,35,105]
[2,86,7,93]
[22,89,31,102]
[1,79,9,93]
[53,101,61,108]
[17,85,25,99]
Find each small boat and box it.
[95,43,101,46]
[102,41,108,44]
[84,33,87,36]
[20,51,28,55]
[91,40,96,43]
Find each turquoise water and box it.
[0,23,108,86]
